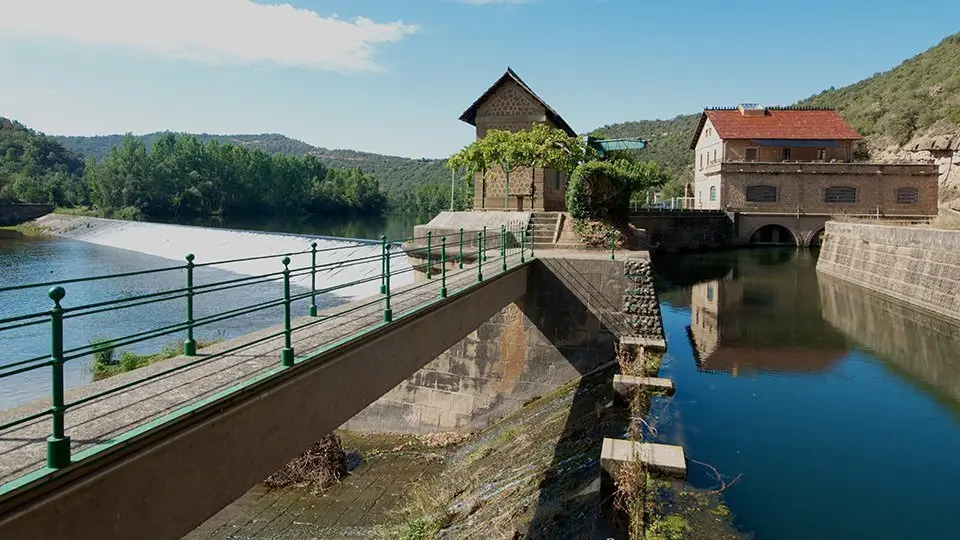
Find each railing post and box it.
[47,286,70,469]
[380,235,387,295]
[530,219,535,258]
[458,227,464,269]
[426,231,432,280]
[280,257,294,368]
[309,242,318,316]
[501,224,507,272]
[183,253,196,356]
[482,226,488,262]
[521,222,526,264]
[383,240,393,322]
[477,231,484,283]
[610,226,616,261]
[440,236,448,298]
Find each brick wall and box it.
[719,162,939,215]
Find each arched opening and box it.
[749,224,796,246]
[809,228,826,247]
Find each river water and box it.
[0,215,422,410]
[653,248,960,540]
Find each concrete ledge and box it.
[619,336,666,351]
[612,375,675,401]
[600,438,686,478]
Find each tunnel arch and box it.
[808,228,826,247]
[748,224,797,246]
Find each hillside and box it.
[0,117,85,205]
[594,32,960,204]
[55,133,449,200]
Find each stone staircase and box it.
[529,212,561,248]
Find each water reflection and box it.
[819,273,960,408]
[683,249,848,375]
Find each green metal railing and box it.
[0,223,534,490]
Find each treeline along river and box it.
[3,218,960,539]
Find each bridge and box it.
[0,222,660,539]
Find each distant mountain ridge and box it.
[55,132,449,199]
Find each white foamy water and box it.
[35,215,412,299]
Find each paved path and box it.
[0,255,525,486]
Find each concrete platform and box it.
[612,375,675,401]
[619,335,667,351]
[600,438,686,479]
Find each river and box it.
[0,214,423,410]
[653,248,960,539]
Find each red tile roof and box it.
[690,108,861,149]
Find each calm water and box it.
[653,249,960,540]
[0,214,421,409]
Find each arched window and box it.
[746,185,778,203]
[709,185,717,202]
[825,186,857,204]
[896,187,918,204]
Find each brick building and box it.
[459,68,576,211]
[689,105,939,244]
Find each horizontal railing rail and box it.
[0,221,534,491]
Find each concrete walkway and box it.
[0,255,525,487]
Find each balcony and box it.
[717,161,938,177]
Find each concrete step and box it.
[612,375,675,401]
[601,438,686,479]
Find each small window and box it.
[783,148,791,161]
[713,149,717,163]
[700,154,703,169]
[745,148,758,162]
[746,185,778,203]
[817,148,827,160]
[706,285,714,302]
[709,185,717,202]
[896,187,918,204]
[825,186,857,204]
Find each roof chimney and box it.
[738,103,766,117]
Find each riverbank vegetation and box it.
[2,117,470,219]
[90,336,222,380]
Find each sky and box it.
[0,0,957,159]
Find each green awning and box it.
[586,136,647,156]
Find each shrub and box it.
[566,161,631,223]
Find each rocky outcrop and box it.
[868,130,960,206]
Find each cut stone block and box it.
[612,375,675,400]
[619,336,666,351]
[600,438,686,478]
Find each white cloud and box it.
[0,0,417,72]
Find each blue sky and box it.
[1,0,957,158]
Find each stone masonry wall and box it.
[0,203,53,225]
[817,221,960,322]
[342,254,663,434]
[628,212,733,251]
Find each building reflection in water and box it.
[684,249,849,376]
[818,273,960,405]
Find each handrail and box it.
[0,221,534,490]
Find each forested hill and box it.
[593,31,960,195]
[55,133,449,200]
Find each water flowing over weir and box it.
[1,216,412,409]
[33,215,412,299]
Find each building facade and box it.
[689,105,939,244]
[459,68,576,212]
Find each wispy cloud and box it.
[0,0,417,72]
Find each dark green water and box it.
[653,249,960,540]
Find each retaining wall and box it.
[817,222,960,322]
[628,212,733,251]
[0,203,53,225]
